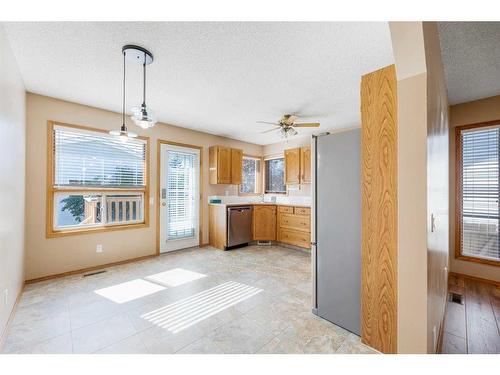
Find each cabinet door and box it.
[252,206,277,241]
[300,146,311,183]
[285,148,300,185]
[230,148,243,185]
[217,146,232,184]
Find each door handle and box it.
[161,202,167,207]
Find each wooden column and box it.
[360,64,398,353]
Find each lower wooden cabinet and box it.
[279,229,311,249]
[252,205,276,241]
[209,203,310,250]
[277,205,311,249]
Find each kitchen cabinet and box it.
[300,146,311,183]
[285,146,311,185]
[252,205,276,241]
[209,203,311,250]
[277,205,311,248]
[230,148,243,185]
[285,148,300,185]
[209,146,243,184]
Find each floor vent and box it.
[83,270,107,277]
[449,292,463,305]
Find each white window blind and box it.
[459,125,500,262]
[167,150,198,240]
[53,125,146,188]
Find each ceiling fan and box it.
[257,114,320,138]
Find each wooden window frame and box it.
[455,120,500,267]
[238,154,263,196]
[46,121,150,238]
[263,154,288,195]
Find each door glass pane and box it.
[167,151,197,239]
[461,126,500,261]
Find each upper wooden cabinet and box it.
[209,146,243,184]
[252,205,277,241]
[230,149,243,185]
[285,146,311,185]
[285,148,301,185]
[300,146,311,183]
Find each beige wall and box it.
[449,95,500,282]
[390,21,449,354]
[0,26,26,343]
[262,136,312,197]
[390,22,428,354]
[25,93,262,280]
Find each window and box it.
[239,156,261,195]
[456,123,500,265]
[47,122,149,236]
[264,157,286,194]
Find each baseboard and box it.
[25,254,157,284]
[0,282,24,352]
[449,271,500,287]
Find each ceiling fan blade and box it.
[293,123,320,128]
[257,121,280,126]
[260,127,281,134]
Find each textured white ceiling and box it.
[438,22,500,105]
[3,22,394,144]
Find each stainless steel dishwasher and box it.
[227,206,252,247]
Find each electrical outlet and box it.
[96,244,103,253]
[4,289,8,306]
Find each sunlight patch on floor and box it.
[146,268,207,287]
[94,279,166,303]
[140,281,262,333]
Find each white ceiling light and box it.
[126,45,157,129]
[109,45,138,140]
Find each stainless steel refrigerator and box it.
[312,128,361,335]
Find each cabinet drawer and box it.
[279,229,310,249]
[294,207,311,216]
[279,214,310,232]
[279,206,294,214]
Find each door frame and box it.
[156,139,204,255]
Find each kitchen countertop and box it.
[208,202,311,208]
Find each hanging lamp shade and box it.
[131,104,157,129]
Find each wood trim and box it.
[156,139,204,255]
[360,65,398,354]
[454,120,500,268]
[25,254,157,284]
[449,271,500,287]
[45,121,150,238]
[0,283,24,352]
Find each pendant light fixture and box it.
[109,46,138,140]
[128,45,156,129]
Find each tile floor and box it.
[2,245,376,354]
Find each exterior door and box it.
[160,143,200,253]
